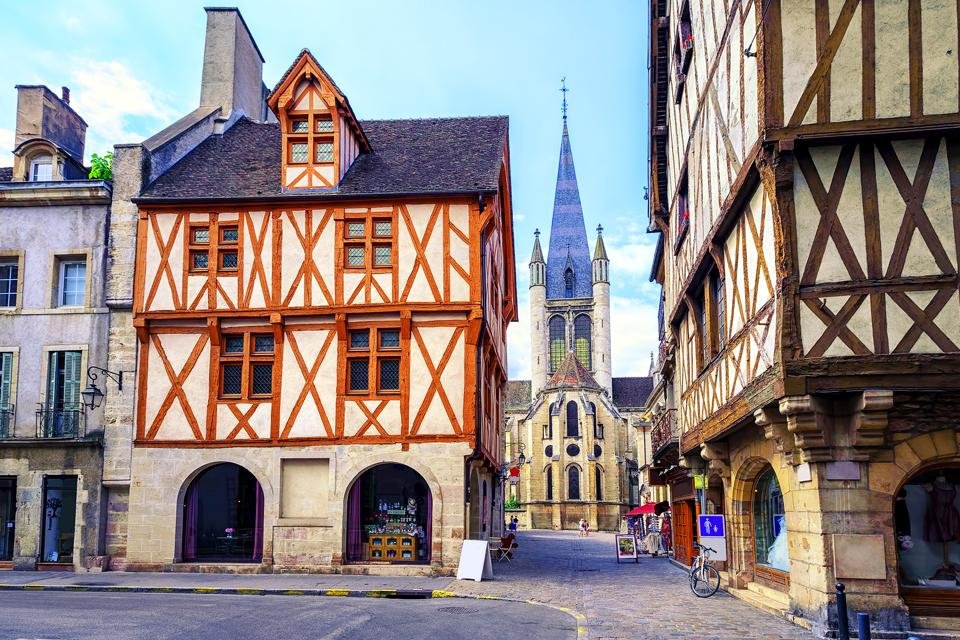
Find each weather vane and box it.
[560,77,569,120]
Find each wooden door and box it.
[673,500,696,566]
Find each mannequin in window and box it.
[923,472,960,575]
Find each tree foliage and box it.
[88,152,113,180]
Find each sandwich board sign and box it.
[456,539,494,582]
[697,514,727,562]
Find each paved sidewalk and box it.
[0,531,813,639]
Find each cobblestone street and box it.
[447,530,812,640]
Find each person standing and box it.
[660,512,672,553]
[578,518,588,537]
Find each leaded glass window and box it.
[549,316,565,372]
[349,359,369,392]
[316,142,333,163]
[350,330,370,350]
[219,333,275,400]
[222,364,242,395]
[379,358,400,391]
[292,119,309,133]
[379,330,400,349]
[374,245,391,267]
[374,220,392,237]
[251,364,273,395]
[574,315,592,369]
[566,401,579,437]
[315,118,333,133]
[346,246,364,267]
[347,222,365,237]
[291,142,308,164]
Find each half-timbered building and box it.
[648,0,960,634]
[102,9,514,573]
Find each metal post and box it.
[836,583,849,640]
[857,613,870,640]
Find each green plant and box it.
[504,496,520,510]
[88,152,114,180]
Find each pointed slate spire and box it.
[593,224,608,261]
[529,229,546,288]
[530,228,544,264]
[546,101,591,299]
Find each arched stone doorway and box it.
[729,457,789,591]
[181,463,263,562]
[345,463,432,564]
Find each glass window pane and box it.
[192,228,209,244]
[222,364,242,395]
[61,262,85,306]
[373,245,391,266]
[192,252,209,270]
[221,227,238,243]
[251,364,273,395]
[291,143,308,163]
[374,220,392,237]
[349,359,369,391]
[379,330,400,349]
[254,335,274,353]
[0,264,17,307]
[224,336,244,353]
[220,251,238,269]
[315,118,334,133]
[379,359,400,391]
[31,159,52,182]
[316,142,333,162]
[347,222,365,237]
[292,119,309,133]
[350,330,370,350]
[346,246,364,267]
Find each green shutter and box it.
[46,352,60,407]
[0,353,11,407]
[63,351,81,408]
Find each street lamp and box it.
[81,366,123,410]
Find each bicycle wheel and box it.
[690,563,721,598]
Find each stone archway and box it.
[728,456,783,588]
[180,462,263,563]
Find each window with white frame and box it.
[0,261,18,307]
[29,155,53,182]
[58,260,86,307]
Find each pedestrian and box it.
[579,518,589,537]
[660,512,672,553]
[509,516,518,533]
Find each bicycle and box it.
[689,542,721,597]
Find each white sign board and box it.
[456,539,494,582]
[698,536,727,562]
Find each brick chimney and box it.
[14,85,86,163]
[199,7,267,121]
[61,86,70,104]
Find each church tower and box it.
[528,84,613,398]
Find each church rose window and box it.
[566,443,580,457]
[574,315,592,369]
[549,316,565,372]
[544,445,553,457]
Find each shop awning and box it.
[625,503,657,516]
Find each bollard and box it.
[857,613,870,640]
[836,583,850,640]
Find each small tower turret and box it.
[529,229,549,396]
[592,225,612,394]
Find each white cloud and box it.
[67,60,179,157]
[0,128,14,167]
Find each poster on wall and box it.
[616,534,639,563]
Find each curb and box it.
[0,583,589,637]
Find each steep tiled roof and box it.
[0,167,11,182]
[546,121,592,299]
[505,380,531,411]
[612,377,654,409]
[139,116,508,201]
[545,352,602,390]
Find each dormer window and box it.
[29,155,53,182]
[564,268,575,298]
[292,119,309,134]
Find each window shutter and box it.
[0,352,11,407]
[46,352,60,407]
[63,351,82,408]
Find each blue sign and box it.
[698,514,725,538]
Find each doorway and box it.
[181,463,263,562]
[0,478,15,562]
[40,476,76,564]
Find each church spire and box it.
[546,80,591,300]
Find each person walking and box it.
[508,516,519,533]
[578,518,589,537]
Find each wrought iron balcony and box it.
[35,404,85,439]
[650,408,678,456]
[0,404,13,438]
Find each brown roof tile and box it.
[545,352,602,390]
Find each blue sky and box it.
[0,0,659,380]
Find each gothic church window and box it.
[546,467,553,500]
[567,466,581,500]
[574,315,592,369]
[564,268,575,298]
[549,316,565,372]
[595,466,603,501]
[566,401,579,437]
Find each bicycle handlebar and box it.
[693,542,716,553]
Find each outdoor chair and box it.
[494,533,518,562]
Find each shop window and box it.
[753,467,788,572]
[897,467,960,600]
[568,466,581,500]
[182,463,263,562]
[574,315,592,369]
[346,327,401,395]
[219,332,274,400]
[343,215,394,271]
[549,316,565,372]
[566,401,579,437]
[41,476,76,564]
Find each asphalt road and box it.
[0,591,576,640]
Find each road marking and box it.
[316,614,372,640]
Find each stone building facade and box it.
[0,85,112,570]
[647,0,960,636]
[100,8,514,574]
[505,112,651,532]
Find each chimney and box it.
[14,85,86,163]
[61,86,70,104]
[199,7,266,121]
